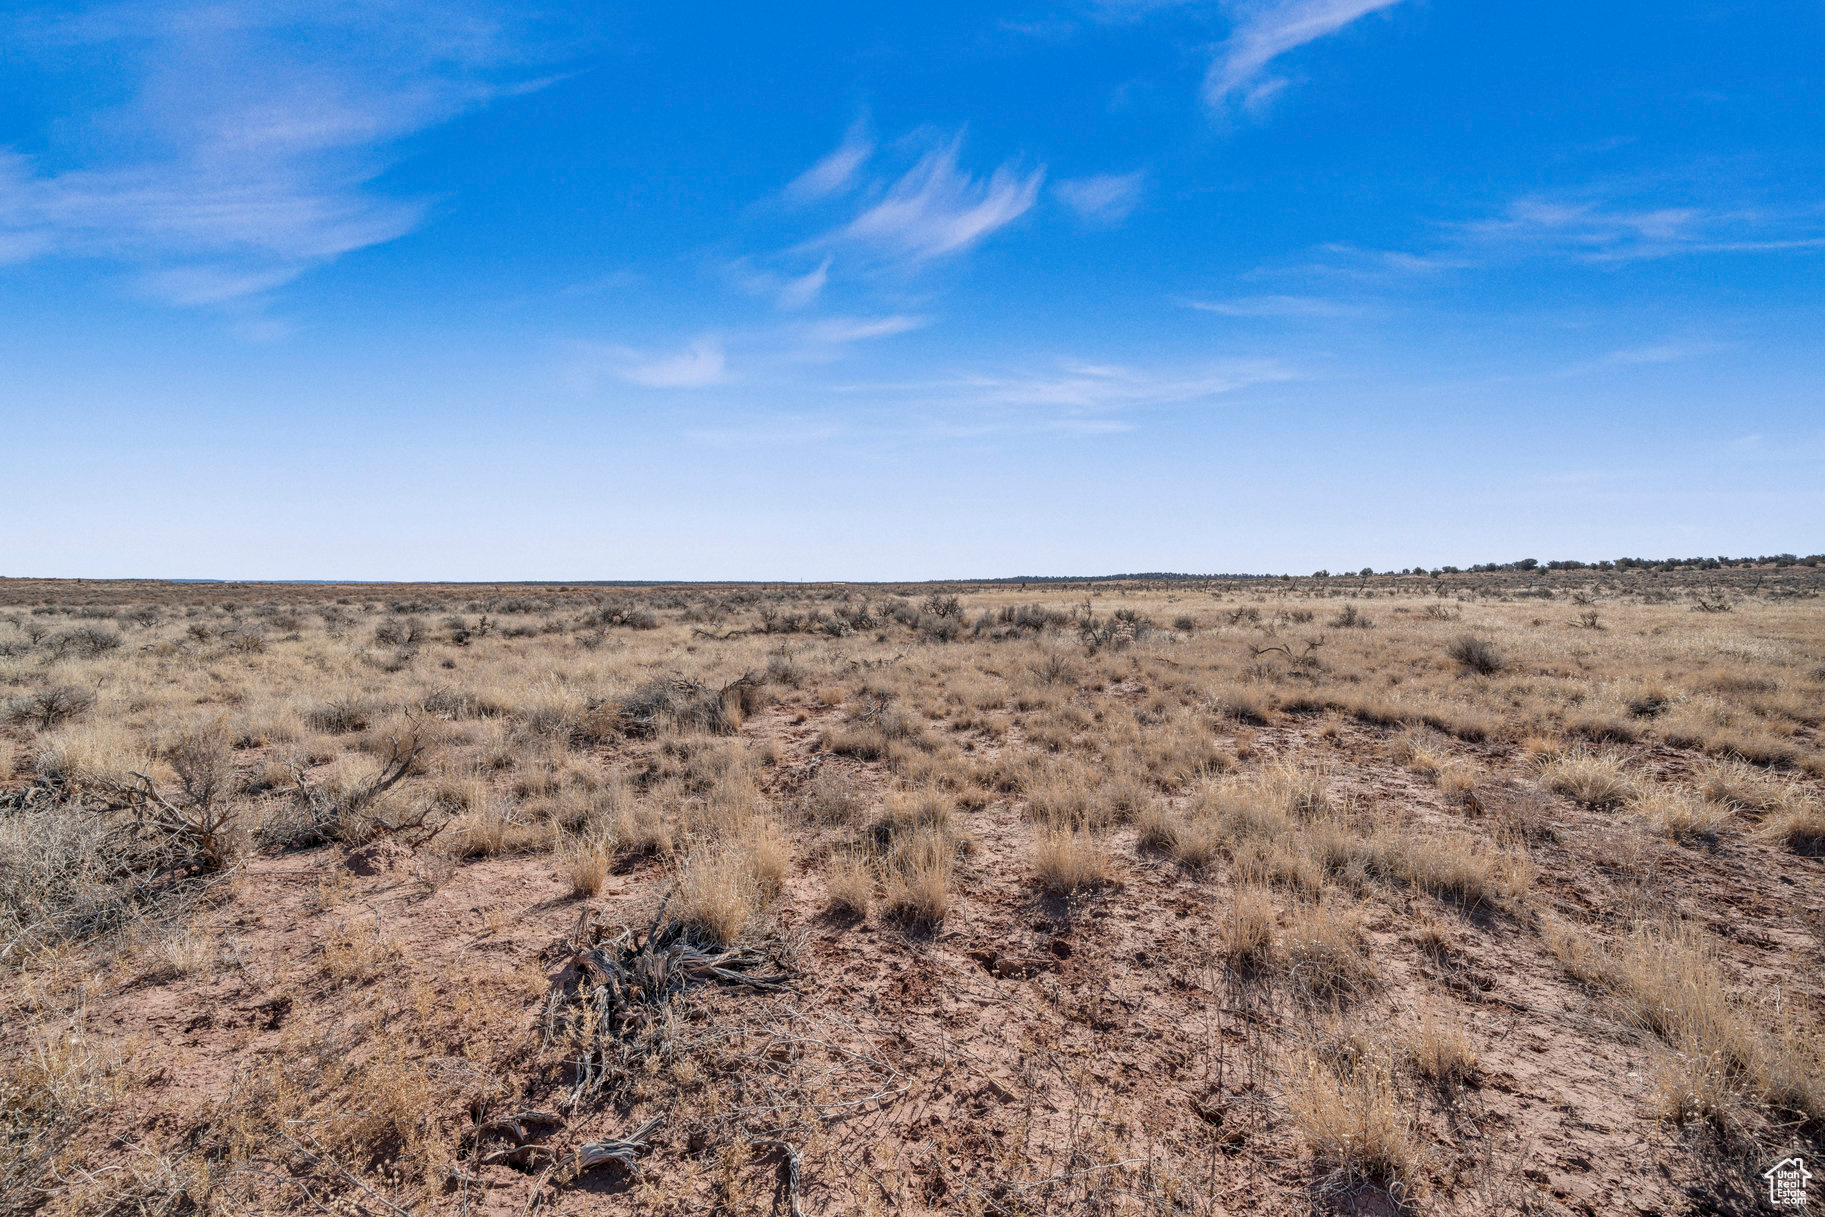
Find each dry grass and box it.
[1376,827,1531,907]
[1537,748,1637,809]
[822,850,874,915]
[1281,897,1376,999]
[1762,797,1825,855]
[1547,919,1825,1126]
[673,846,760,946]
[3,572,1823,1214]
[1032,825,1110,893]
[1402,1005,1478,1089]
[320,918,401,983]
[1631,786,1727,843]
[1284,1047,1423,1190]
[559,833,614,897]
[880,827,952,928]
[1220,884,1276,967]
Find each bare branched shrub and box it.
[267,724,432,850]
[45,626,122,659]
[1446,634,1505,675]
[3,685,95,731]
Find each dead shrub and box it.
[4,685,96,731]
[306,696,375,734]
[1446,634,1506,675]
[619,677,743,736]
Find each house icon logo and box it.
[1762,1155,1813,1209]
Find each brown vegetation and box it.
[1,567,1822,1215]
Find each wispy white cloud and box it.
[786,120,874,202]
[1204,0,1405,111]
[959,357,1293,412]
[830,138,1044,265]
[613,337,730,388]
[1182,293,1360,317]
[1459,197,1825,263]
[1055,172,1146,224]
[686,417,844,447]
[776,256,832,310]
[802,315,928,345]
[1549,339,1726,379]
[1602,342,1715,366]
[1291,193,1825,283]
[0,1,550,309]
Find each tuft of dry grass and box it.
[1436,761,1479,808]
[1221,885,1276,968]
[1761,796,1825,855]
[1696,758,1789,811]
[1547,919,1825,1126]
[1402,1005,1478,1089]
[1631,786,1726,843]
[1446,634,1506,675]
[801,766,863,824]
[1391,729,1445,778]
[1376,827,1531,907]
[1281,897,1375,999]
[1537,748,1636,809]
[1032,825,1110,893]
[320,919,401,984]
[822,850,874,916]
[1284,1048,1422,1190]
[673,847,759,946]
[880,827,952,928]
[559,834,614,897]
[1257,757,1332,820]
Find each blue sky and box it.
[2,0,1821,580]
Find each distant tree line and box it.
[1311,553,1824,578]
